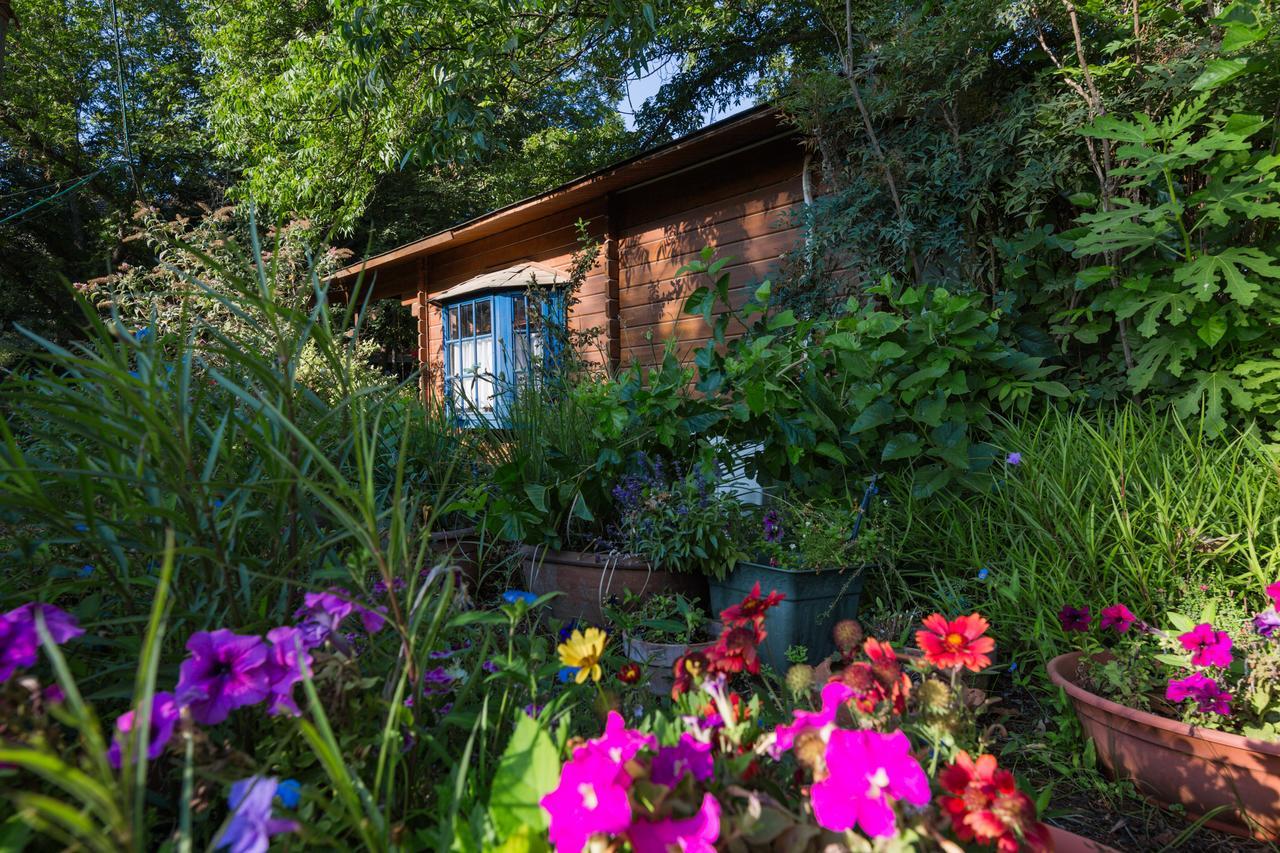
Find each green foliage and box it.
[607,591,710,645]
[875,405,1280,667]
[752,492,881,572]
[683,251,1068,496]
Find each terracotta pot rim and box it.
[519,543,653,571]
[1047,651,1280,756]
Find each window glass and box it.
[448,306,458,340]
[459,302,474,338]
[475,299,492,336]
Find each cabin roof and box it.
[329,104,791,286]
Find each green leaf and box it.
[1191,58,1249,91]
[489,714,560,838]
[848,400,894,434]
[523,485,547,513]
[910,464,954,497]
[881,432,924,461]
[1196,312,1228,347]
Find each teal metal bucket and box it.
[709,561,866,673]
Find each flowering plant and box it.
[522,587,1051,852]
[606,591,714,647]
[1063,580,1280,739]
[750,492,881,572]
[608,454,748,580]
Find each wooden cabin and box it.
[329,105,807,418]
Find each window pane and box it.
[447,306,458,340]
[460,302,474,338]
[475,298,492,335]
[448,342,460,377]
[462,339,476,373]
[513,294,527,331]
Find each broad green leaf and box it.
[1191,58,1249,91]
[489,714,561,837]
[849,400,894,434]
[523,485,547,513]
[881,432,924,461]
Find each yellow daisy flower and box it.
[557,627,608,683]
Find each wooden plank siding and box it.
[338,108,808,390]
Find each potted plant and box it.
[710,485,880,673]
[483,370,729,624]
[1047,582,1280,841]
[608,591,719,695]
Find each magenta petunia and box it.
[540,749,633,853]
[1057,605,1091,632]
[574,710,656,767]
[770,682,854,759]
[1178,623,1233,668]
[1267,581,1280,611]
[108,692,180,768]
[650,733,714,787]
[810,729,931,837]
[1166,672,1232,716]
[262,627,310,717]
[0,604,84,682]
[628,792,720,853]
[175,630,272,725]
[1099,604,1136,633]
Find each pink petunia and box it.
[1178,623,1233,668]
[107,692,180,768]
[810,729,931,837]
[1099,604,1136,633]
[628,793,720,853]
[540,749,632,853]
[769,682,854,759]
[573,710,656,768]
[1267,581,1280,612]
[175,630,272,725]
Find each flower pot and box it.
[519,545,708,626]
[622,628,719,696]
[709,561,865,674]
[428,526,485,592]
[1048,651,1280,841]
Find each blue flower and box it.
[134,327,151,342]
[1006,451,1022,466]
[215,777,297,852]
[73,523,88,533]
[502,590,538,606]
[557,666,579,683]
[1009,662,1018,672]
[80,564,94,578]
[275,779,301,809]
[977,567,989,581]
[557,619,579,642]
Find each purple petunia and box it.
[650,733,714,787]
[0,604,84,682]
[261,627,310,717]
[762,510,782,544]
[1254,609,1280,639]
[175,630,272,725]
[1057,605,1091,633]
[215,777,299,853]
[293,589,386,649]
[422,667,456,695]
[1005,452,1022,465]
[108,692,180,768]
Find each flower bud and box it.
[832,619,864,653]
[785,664,815,695]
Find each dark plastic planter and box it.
[709,561,865,673]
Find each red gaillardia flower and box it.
[671,650,709,699]
[708,624,765,675]
[617,662,642,685]
[718,582,784,627]
[939,751,1052,852]
[915,613,995,672]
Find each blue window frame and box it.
[441,289,564,424]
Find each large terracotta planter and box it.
[520,545,707,625]
[428,526,484,591]
[1048,651,1280,840]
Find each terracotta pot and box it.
[1046,825,1119,853]
[1048,651,1280,841]
[428,526,484,591]
[519,545,708,625]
